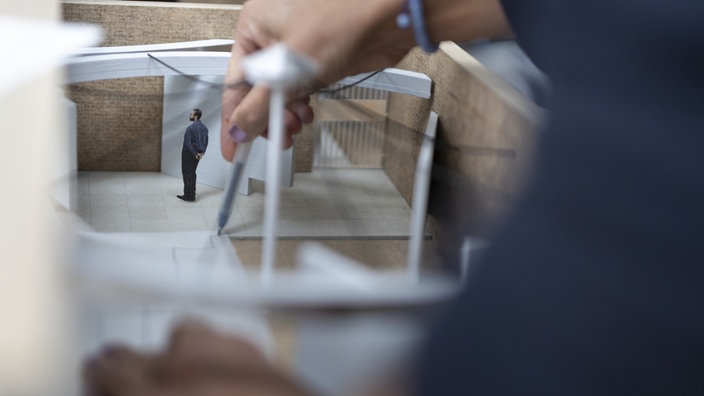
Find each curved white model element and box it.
[65,50,431,97]
[66,51,231,84]
[71,39,234,57]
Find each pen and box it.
[216,141,252,236]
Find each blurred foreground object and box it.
[0,14,100,396]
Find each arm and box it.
[183,125,198,156]
[424,0,513,45]
[194,125,208,159]
[220,0,513,161]
[196,132,207,160]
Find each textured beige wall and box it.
[383,93,432,204]
[63,1,240,46]
[63,0,241,171]
[67,78,165,170]
[387,44,543,264]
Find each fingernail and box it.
[229,125,248,143]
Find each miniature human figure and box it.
[178,108,208,202]
[87,0,704,394]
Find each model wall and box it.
[387,44,543,264]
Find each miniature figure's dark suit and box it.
[181,119,208,200]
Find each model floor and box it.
[75,169,413,238]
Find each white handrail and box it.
[71,39,233,56]
[65,49,431,98]
[66,51,230,83]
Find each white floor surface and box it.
[75,169,414,238]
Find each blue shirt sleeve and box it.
[193,122,208,154]
[184,124,196,155]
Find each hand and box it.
[220,0,416,161]
[83,320,311,396]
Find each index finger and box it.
[220,45,251,161]
[221,35,280,159]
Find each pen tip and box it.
[217,227,223,236]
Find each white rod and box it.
[407,112,438,284]
[260,87,285,287]
[459,236,472,285]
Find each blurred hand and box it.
[84,321,311,396]
[220,0,415,161]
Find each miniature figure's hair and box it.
[192,108,202,118]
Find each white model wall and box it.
[161,74,294,193]
[161,75,230,188]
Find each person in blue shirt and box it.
[178,108,208,202]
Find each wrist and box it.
[422,0,514,44]
[358,0,418,62]
[397,0,438,52]
[369,0,417,49]
[286,0,414,83]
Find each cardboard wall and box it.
[386,44,544,264]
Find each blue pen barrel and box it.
[216,142,251,232]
